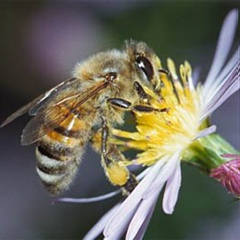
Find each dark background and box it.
[0,1,239,239]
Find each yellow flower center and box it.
[113,59,202,166]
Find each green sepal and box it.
[182,133,238,173]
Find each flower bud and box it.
[210,154,240,197]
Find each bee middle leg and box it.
[90,117,138,195]
[107,98,168,113]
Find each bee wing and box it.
[21,97,74,146]
[21,80,108,146]
[0,77,78,128]
[28,77,78,116]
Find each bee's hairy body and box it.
[36,50,138,194]
[36,103,96,195]
[1,40,163,195]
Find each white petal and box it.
[103,159,166,238]
[136,166,152,181]
[203,80,239,120]
[104,203,140,240]
[201,58,239,120]
[83,204,120,240]
[55,189,121,203]
[210,46,239,94]
[132,202,156,240]
[126,184,162,240]
[209,66,237,109]
[195,125,217,139]
[203,9,238,94]
[192,67,201,88]
[143,152,181,199]
[202,46,239,112]
[162,160,181,214]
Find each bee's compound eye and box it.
[135,56,154,82]
[106,72,117,82]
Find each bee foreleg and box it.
[133,81,149,103]
[107,98,132,110]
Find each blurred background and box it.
[0,0,239,239]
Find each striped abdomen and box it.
[36,107,93,195]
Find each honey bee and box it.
[1,40,163,195]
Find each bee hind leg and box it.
[90,117,138,196]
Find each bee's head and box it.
[124,40,162,91]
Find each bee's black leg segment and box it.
[101,116,108,155]
[159,68,171,77]
[108,97,168,113]
[107,98,132,110]
[133,81,149,103]
[133,105,157,112]
[108,97,157,112]
[133,105,169,113]
[121,173,138,196]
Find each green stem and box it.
[182,133,238,173]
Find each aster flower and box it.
[210,154,240,197]
[59,10,239,239]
